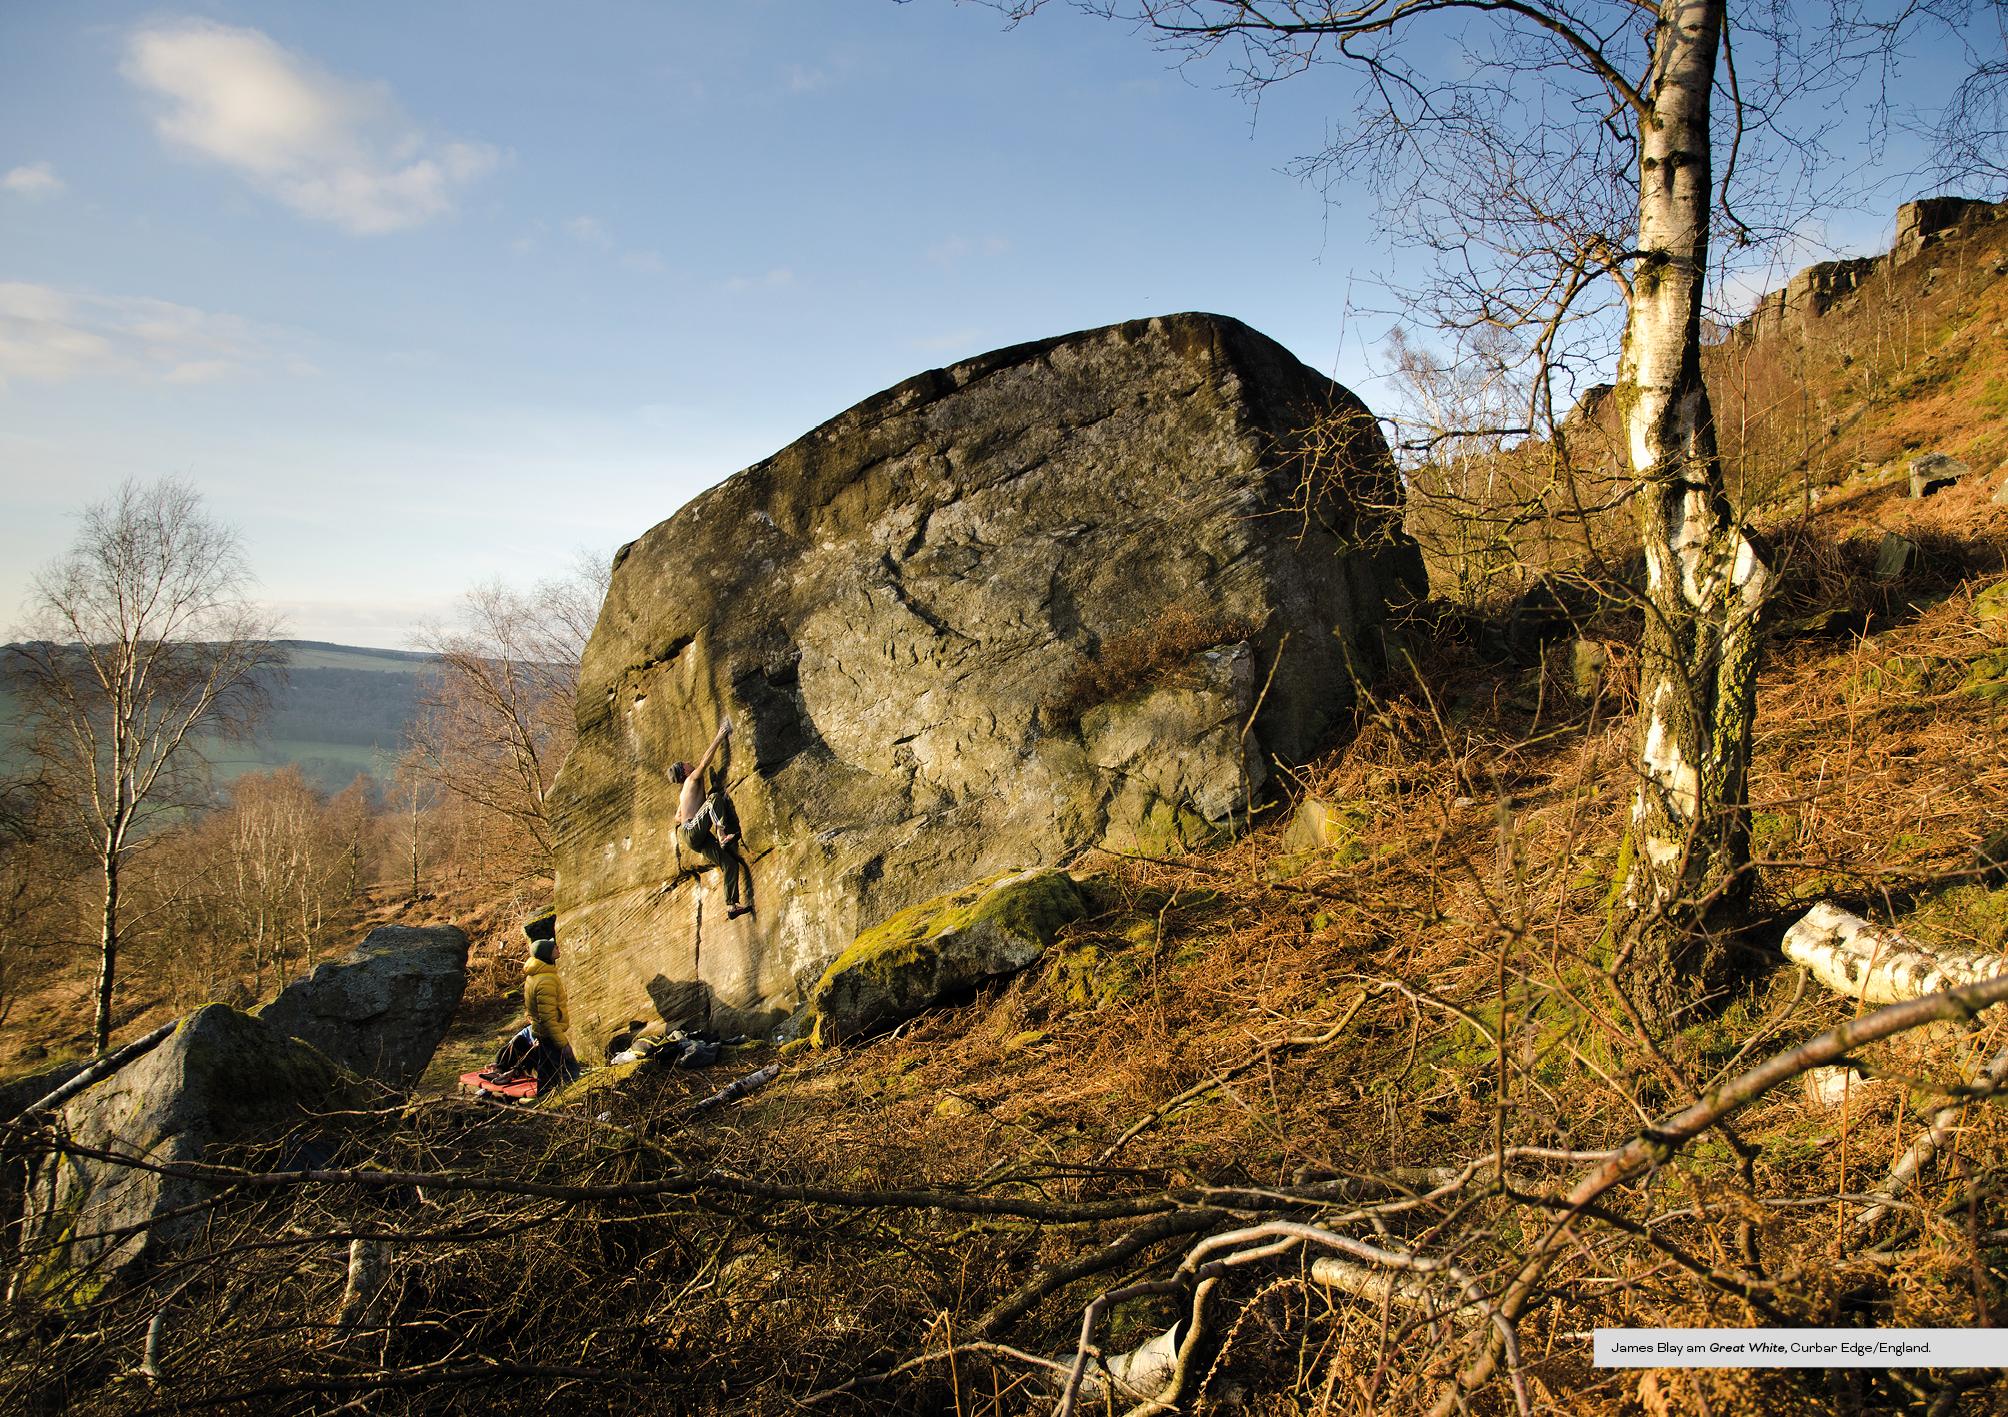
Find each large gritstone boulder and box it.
[257,924,470,1089]
[15,1005,373,1306]
[549,312,1422,1044]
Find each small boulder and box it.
[1802,1065,1867,1110]
[1872,532,1919,581]
[1570,638,1610,700]
[1975,580,2008,632]
[809,869,1089,1045]
[257,924,469,1090]
[16,1005,373,1305]
[1909,453,1968,498]
[1959,647,2008,701]
[1283,796,1364,854]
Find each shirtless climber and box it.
[670,717,754,920]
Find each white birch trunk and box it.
[1854,1042,2008,1233]
[335,1238,392,1328]
[1619,0,1772,1009]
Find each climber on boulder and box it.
[671,717,754,920]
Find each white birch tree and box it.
[405,555,607,886]
[992,0,1978,1011]
[7,477,283,1053]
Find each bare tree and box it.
[406,553,608,887]
[0,772,64,1036]
[7,477,283,1053]
[992,0,1973,1012]
[1923,0,2008,195]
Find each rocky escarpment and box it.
[1738,195,2004,338]
[549,312,1422,1047]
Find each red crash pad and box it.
[460,1069,537,1101]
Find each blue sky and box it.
[1,2,1992,647]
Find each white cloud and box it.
[723,267,795,293]
[785,64,829,95]
[122,19,498,235]
[2,162,65,198]
[621,249,665,274]
[0,282,308,386]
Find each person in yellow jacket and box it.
[521,936,581,1094]
[485,934,580,1096]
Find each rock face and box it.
[809,869,1090,1045]
[16,1005,371,1304]
[549,312,1422,1045]
[256,924,470,1089]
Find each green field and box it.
[277,642,436,673]
[1,640,437,797]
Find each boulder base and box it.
[550,312,1421,1043]
[809,869,1090,1045]
[256,924,469,1089]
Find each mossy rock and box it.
[1274,795,1370,872]
[1130,799,1232,856]
[808,869,1089,1046]
[1959,647,2008,700]
[1851,654,1962,697]
[1283,796,1367,853]
[542,1058,643,1109]
[1054,943,1137,1009]
[1975,579,2008,631]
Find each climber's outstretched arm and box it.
[679,718,732,824]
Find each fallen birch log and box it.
[1310,1256,1449,1311]
[689,1062,781,1115]
[1782,903,2008,1005]
[1854,1041,2008,1236]
[335,1237,392,1328]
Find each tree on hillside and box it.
[994,0,1981,1012]
[405,554,608,887]
[0,772,65,1035]
[7,478,283,1053]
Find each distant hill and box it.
[201,641,438,793]
[2,640,439,797]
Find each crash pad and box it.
[459,1070,536,1102]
